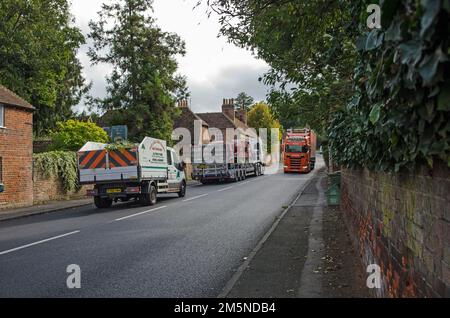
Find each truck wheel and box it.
[178,181,186,198]
[94,196,113,209]
[141,184,157,206]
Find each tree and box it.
[202,0,358,136]
[88,0,188,142]
[247,102,282,153]
[0,0,89,135]
[51,120,110,151]
[235,92,254,110]
[248,102,280,131]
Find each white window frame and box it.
[0,104,4,128]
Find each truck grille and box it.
[290,158,302,167]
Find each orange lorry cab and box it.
[283,128,317,173]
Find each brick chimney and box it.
[237,107,247,125]
[178,100,189,108]
[222,98,235,121]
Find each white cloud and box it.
[70,0,269,113]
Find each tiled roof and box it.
[179,107,209,127]
[196,113,235,130]
[197,112,257,138]
[0,85,34,110]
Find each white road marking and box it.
[217,186,233,192]
[183,194,208,202]
[0,230,80,256]
[237,180,252,186]
[115,206,167,221]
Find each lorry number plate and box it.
[106,188,122,194]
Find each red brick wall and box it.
[0,106,33,209]
[341,163,450,297]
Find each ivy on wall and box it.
[330,0,450,171]
[33,151,79,192]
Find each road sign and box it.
[103,125,128,142]
[111,125,128,142]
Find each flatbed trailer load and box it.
[78,137,186,208]
[192,138,264,183]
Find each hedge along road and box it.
[0,157,324,297]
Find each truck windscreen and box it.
[285,145,308,153]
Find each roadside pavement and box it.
[0,198,93,222]
[0,180,201,222]
[223,168,370,298]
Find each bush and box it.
[33,151,79,192]
[51,120,109,151]
[329,1,450,172]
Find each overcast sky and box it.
[71,0,270,114]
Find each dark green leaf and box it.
[398,40,422,65]
[369,103,382,125]
[419,46,448,86]
[420,0,441,40]
[437,83,450,111]
[385,20,403,42]
[365,30,384,51]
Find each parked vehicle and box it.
[192,137,264,184]
[78,137,186,209]
[283,128,317,173]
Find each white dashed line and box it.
[217,186,233,192]
[114,206,167,221]
[0,230,80,256]
[182,194,209,202]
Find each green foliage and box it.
[204,0,358,137]
[247,102,282,153]
[105,140,138,151]
[234,92,254,110]
[88,0,187,142]
[33,151,79,193]
[51,120,109,151]
[330,0,450,171]
[0,0,89,135]
[248,102,281,131]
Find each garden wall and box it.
[341,163,450,297]
[32,161,92,205]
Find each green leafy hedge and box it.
[33,151,79,192]
[330,0,450,171]
[51,120,109,151]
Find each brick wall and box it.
[341,163,450,297]
[0,106,33,209]
[32,163,92,204]
[33,139,52,153]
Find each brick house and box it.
[0,85,34,209]
[173,100,210,145]
[174,98,256,143]
[196,98,256,142]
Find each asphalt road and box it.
[0,157,324,297]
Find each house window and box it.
[0,104,4,127]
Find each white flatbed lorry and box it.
[192,138,265,184]
[78,137,186,209]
